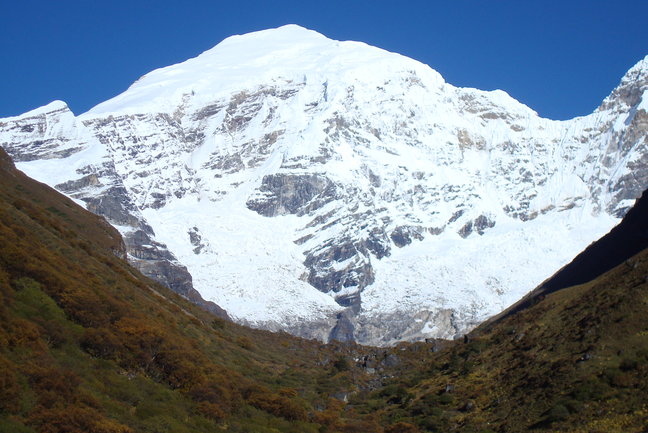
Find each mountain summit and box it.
[87,25,429,116]
[1,27,647,344]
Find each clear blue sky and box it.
[1,0,646,120]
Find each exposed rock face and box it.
[459,215,496,238]
[355,308,466,346]
[329,312,356,342]
[390,226,425,248]
[1,27,647,344]
[246,174,336,216]
[0,101,228,320]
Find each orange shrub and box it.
[156,348,202,389]
[195,401,227,421]
[28,367,81,406]
[188,377,242,414]
[0,357,21,413]
[7,317,41,347]
[29,405,132,433]
[385,421,420,433]
[336,418,384,433]
[247,390,308,422]
[81,328,124,360]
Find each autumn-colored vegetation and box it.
[0,149,371,432]
[348,250,648,432]
[0,145,647,433]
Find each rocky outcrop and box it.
[458,215,496,238]
[390,225,425,248]
[355,309,469,346]
[246,174,336,216]
[329,311,356,342]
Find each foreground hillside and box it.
[1,147,647,432]
[0,148,381,432]
[350,193,648,432]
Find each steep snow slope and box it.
[1,25,647,344]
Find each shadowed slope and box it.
[540,188,648,291]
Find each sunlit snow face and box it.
[1,26,646,345]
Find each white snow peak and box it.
[2,27,647,345]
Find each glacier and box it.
[1,25,647,345]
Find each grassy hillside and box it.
[0,148,382,432]
[1,145,647,433]
[350,246,648,432]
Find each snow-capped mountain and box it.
[1,25,647,345]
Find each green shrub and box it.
[332,357,350,372]
[546,403,570,423]
[0,417,36,433]
[619,357,638,372]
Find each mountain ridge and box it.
[83,25,446,117]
